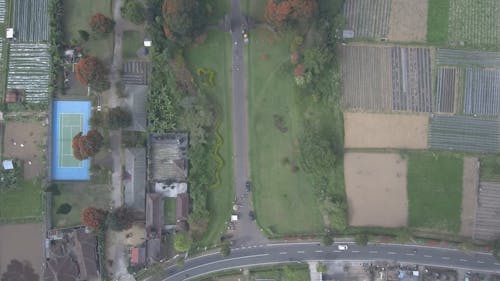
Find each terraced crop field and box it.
[448,0,500,49]
[0,0,6,23]
[437,49,500,68]
[343,0,392,38]
[13,0,49,42]
[474,182,500,241]
[429,115,500,153]
[435,67,459,113]
[464,68,500,116]
[7,44,50,103]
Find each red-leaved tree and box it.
[162,0,205,45]
[74,56,109,92]
[265,0,318,27]
[89,13,114,33]
[72,129,104,160]
[82,207,107,230]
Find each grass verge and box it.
[407,151,463,232]
[0,179,42,223]
[479,155,500,182]
[427,0,449,44]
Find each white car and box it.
[337,245,348,251]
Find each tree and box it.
[72,129,104,160]
[1,260,39,281]
[56,203,72,215]
[316,262,327,273]
[82,207,107,230]
[89,13,114,33]
[220,241,231,256]
[108,107,133,129]
[493,240,500,260]
[162,0,206,45]
[78,30,90,42]
[173,233,191,252]
[265,0,318,28]
[44,183,61,195]
[74,56,109,91]
[355,233,369,246]
[299,133,337,175]
[122,0,145,24]
[321,233,333,246]
[108,206,134,231]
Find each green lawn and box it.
[62,0,114,63]
[241,0,267,21]
[427,0,450,44]
[164,197,176,225]
[185,30,234,247]
[0,179,42,223]
[251,265,310,281]
[52,183,110,228]
[122,30,143,59]
[407,152,463,233]
[247,28,325,236]
[480,155,500,182]
[206,0,230,24]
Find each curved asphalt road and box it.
[162,243,499,281]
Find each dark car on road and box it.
[245,181,251,192]
[249,211,255,220]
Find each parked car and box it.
[248,211,255,220]
[245,181,251,192]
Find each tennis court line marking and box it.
[59,113,84,168]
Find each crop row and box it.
[122,60,151,85]
[13,0,49,43]
[428,115,500,153]
[474,182,500,241]
[437,49,500,68]
[464,68,500,116]
[448,0,500,49]
[435,68,458,113]
[7,43,50,103]
[0,0,5,23]
[343,0,391,38]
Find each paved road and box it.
[162,243,500,281]
[229,0,268,246]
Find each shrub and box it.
[355,233,369,246]
[56,203,72,214]
[265,0,318,28]
[220,241,231,256]
[78,30,90,41]
[45,183,61,195]
[108,206,134,231]
[122,0,145,24]
[82,207,107,230]
[174,233,191,252]
[89,13,114,33]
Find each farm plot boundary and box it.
[13,0,49,43]
[473,182,500,241]
[463,68,500,116]
[437,49,500,68]
[343,0,392,39]
[435,67,459,113]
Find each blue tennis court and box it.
[52,101,91,180]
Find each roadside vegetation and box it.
[480,155,500,182]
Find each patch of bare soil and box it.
[345,153,408,227]
[344,112,429,149]
[0,224,43,278]
[3,122,47,179]
[460,157,479,237]
[388,0,428,42]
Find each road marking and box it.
[459,259,468,262]
[279,252,287,255]
[333,250,341,253]
[494,263,500,266]
[424,255,432,258]
[369,251,378,254]
[352,250,360,253]
[259,245,264,247]
[315,250,323,253]
[477,260,484,264]
[442,257,450,260]
[387,252,396,255]
[405,253,414,256]
[297,251,305,254]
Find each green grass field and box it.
[164,197,177,225]
[241,0,267,21]
[185,30,234,247]
[427,0,450,44]
[479,155,500,182]
[122,30,143,59]
[62,0,113,62]
[407,152,463,233]
[52,183,110,227]
[247,28,325,236]
[0,179,42,223]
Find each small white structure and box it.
[144,39,152,47]
[342,29,354,39]
[231,215,238,222]
[6,28,14,39]
[2,160,14,170]
[154,182,187,197]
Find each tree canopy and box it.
[89,13,114,33]
[108,107,133,129]
[265,0,318,27]
[174,233,191,252]
[72,129,104,160]
[122,0,145,24]
[108,206,134,231]
[75,56,110,92]
[162,0,206,45]
[82,207,107,230]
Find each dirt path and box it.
[460,157,479,237]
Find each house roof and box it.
[74,228,99,280]
[123,85,148,132]
[176,193,189,222]
[5,90,21,103]
[150,133,188,182]
[131,247,146,265]
[146,193,164,238]
[124,148,146,213]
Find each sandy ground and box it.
[345,153,408,227]
[0,223,43,278]
[344,112,429,149]
[460,157,479,237]
[388,0,428,42]
[3,122,47,179]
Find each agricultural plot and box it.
[463,68,500,116]
[340,46,393,111]
[122,60,151,85]
[436,49,500,68]
[340,45,433,113]
[13,0,49,43]
[448,0,500,49]
[343,0,392,39]
[0,0,5,22]
[7,43,50,103]
[391,47,432,112]
[435,67,459,113]
[387,0,428,42]
[428,115,500,153]
[473,182,500,241]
